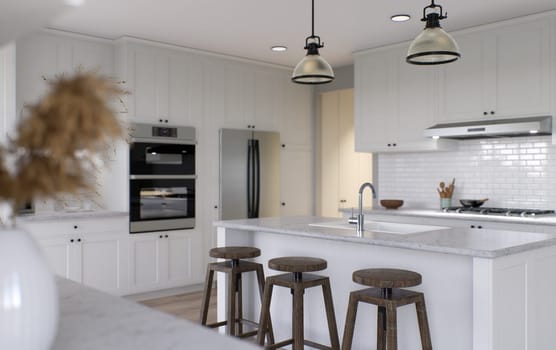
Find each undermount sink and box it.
[309,220,447,235]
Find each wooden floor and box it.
[140,289,216,324]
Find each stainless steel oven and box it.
[129,123,196,233]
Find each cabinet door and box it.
[437,31,488,122]
[394,47,436,144]
[36,236,76,281]
[280,145,312,216]
[337,89,373,211]
[223,62,256,128]
[79,232,128,295]
[165,231,201,285]
[319,91,341,217]
[129,233,164,289]
[354,50,396,152]
[254,69,283,131]
[491,19,551,118]
[280,82,313,147]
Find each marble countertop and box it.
[17,210,128,222]
[339,207,556,226]
[214,216,556,258]
[54,278,258,350]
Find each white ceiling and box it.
[48,0,556,68]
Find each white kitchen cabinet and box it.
[354,45,454,153]
[437,18,552,122]
[280,80,313,147]
[280,144,312,216]
[129,229,203,294]
[22,215,129,296]
[319,89,372,217]
[16,31,114,119]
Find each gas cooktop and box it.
[442,207,555,217]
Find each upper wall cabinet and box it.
[354,14,554,153]
[16,32,114,119]
[116,41,203,127]
[354,45,454,153]
[437,18,552,123]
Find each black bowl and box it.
[459,199,488,208]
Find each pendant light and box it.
[292,0,334,84]
[407,0,461,65]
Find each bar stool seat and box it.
[257,256,340,350]
[200,246,273,342]
[342,268,432,350]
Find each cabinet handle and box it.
[159,119,163,123]
[392,143,397,147]
[77,238,81,242]
[164,119,169,123]
[70,239,74,243]
[165,235,169,238]
[470,225,475,228]
[483,112,488,116]
[74,225,78,229]
[159,235,163,239]
[214,205,218,209]
[477,225,483,229]
[490,111,495,115]
[387,143,391,147]
[281,202,286,206]
[281,144,286,148]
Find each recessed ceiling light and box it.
[391,14,411,22]
[65,0,86,6]
[271,46,288,52]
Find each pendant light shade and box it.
[292,0,334,84]
[407,1,461,65]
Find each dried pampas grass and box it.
[0,72,125,209]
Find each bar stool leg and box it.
[415,295,433,350]
[385,302,398,350]
[257,278,275,346]
[377,306,386,350]
[200,265,214,325]
[292,284,304,350]
[236,272,243,336]
[227,268,237,336]
[255,265,275,344]
[321,278,340,350]
[341,292,359,350]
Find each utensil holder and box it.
[440,198,452,209]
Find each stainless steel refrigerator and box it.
[220,129,281,220]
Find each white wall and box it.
[378,136,556,210]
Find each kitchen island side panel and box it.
[473,245,556,350]
[217,227,473,350]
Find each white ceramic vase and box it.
[0,228,59,350]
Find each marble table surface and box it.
[53,278,258,350]
[214,216,556,258]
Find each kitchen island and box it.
[215,216,556,350]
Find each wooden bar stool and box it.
[257,256,340,350]
[200,246,274,341]
[342,268,432,350]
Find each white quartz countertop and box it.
[53,278,259,350]
[340,207,556,226]
[214,216,556,258]
[17,210,128,222]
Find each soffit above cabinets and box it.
[47,0,556,67]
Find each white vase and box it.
[0,228,59,350]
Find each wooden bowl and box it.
[380,199,404,209]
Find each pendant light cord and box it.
[311,0,315,37]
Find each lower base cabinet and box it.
[129,229,204,294]
[22,215,204,296]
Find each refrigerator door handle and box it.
[247,140,253,218]
[253,139,260,218]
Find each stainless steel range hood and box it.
[424,116,552,140]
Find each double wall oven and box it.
[129,123,196,233]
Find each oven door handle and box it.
[130,175,196,180]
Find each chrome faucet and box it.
[357,182,377,237]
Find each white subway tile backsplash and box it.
[378,136,556,210]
